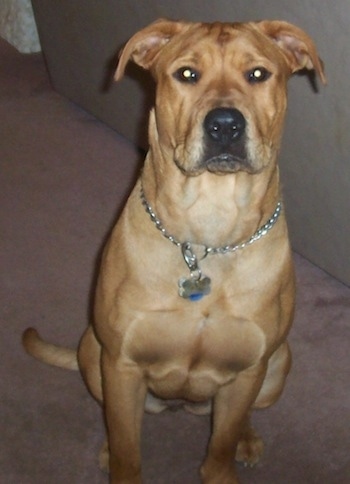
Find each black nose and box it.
[204,108,246,144]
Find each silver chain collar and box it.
[140,185,282,301]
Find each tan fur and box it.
[23,328,78,370]
[23,19,325,483]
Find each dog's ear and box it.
[257,20,326,84]
[115,19,186,80]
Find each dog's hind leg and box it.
[253,342,292,410]
[78,326,103,402]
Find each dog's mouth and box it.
[174,150,257,176]
[175,153,257,177]
[202,138,258,175]
[205,153,251,174]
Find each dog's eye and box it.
[173,67,200,84]
[246,67,271,84]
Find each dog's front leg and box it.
[201,364,266,484]
[101,349,147,484]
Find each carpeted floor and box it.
[1,37,349,483]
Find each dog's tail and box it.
[22,328,79,371]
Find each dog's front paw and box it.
[235,426,264,467]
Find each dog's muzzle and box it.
[203,108,249,173]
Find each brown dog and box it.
[23,19,325,483]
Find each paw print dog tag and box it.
[178,275,211,301]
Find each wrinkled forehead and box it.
[154,22,284,73]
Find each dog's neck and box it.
[141,150,280,249]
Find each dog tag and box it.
[178,275,211,301]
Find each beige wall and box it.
[32,0,350,285]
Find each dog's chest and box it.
[128,308,266,400]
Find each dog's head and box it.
[116,20,325,176]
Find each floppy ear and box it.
[115,19,186,81]
[257,20,326,84]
